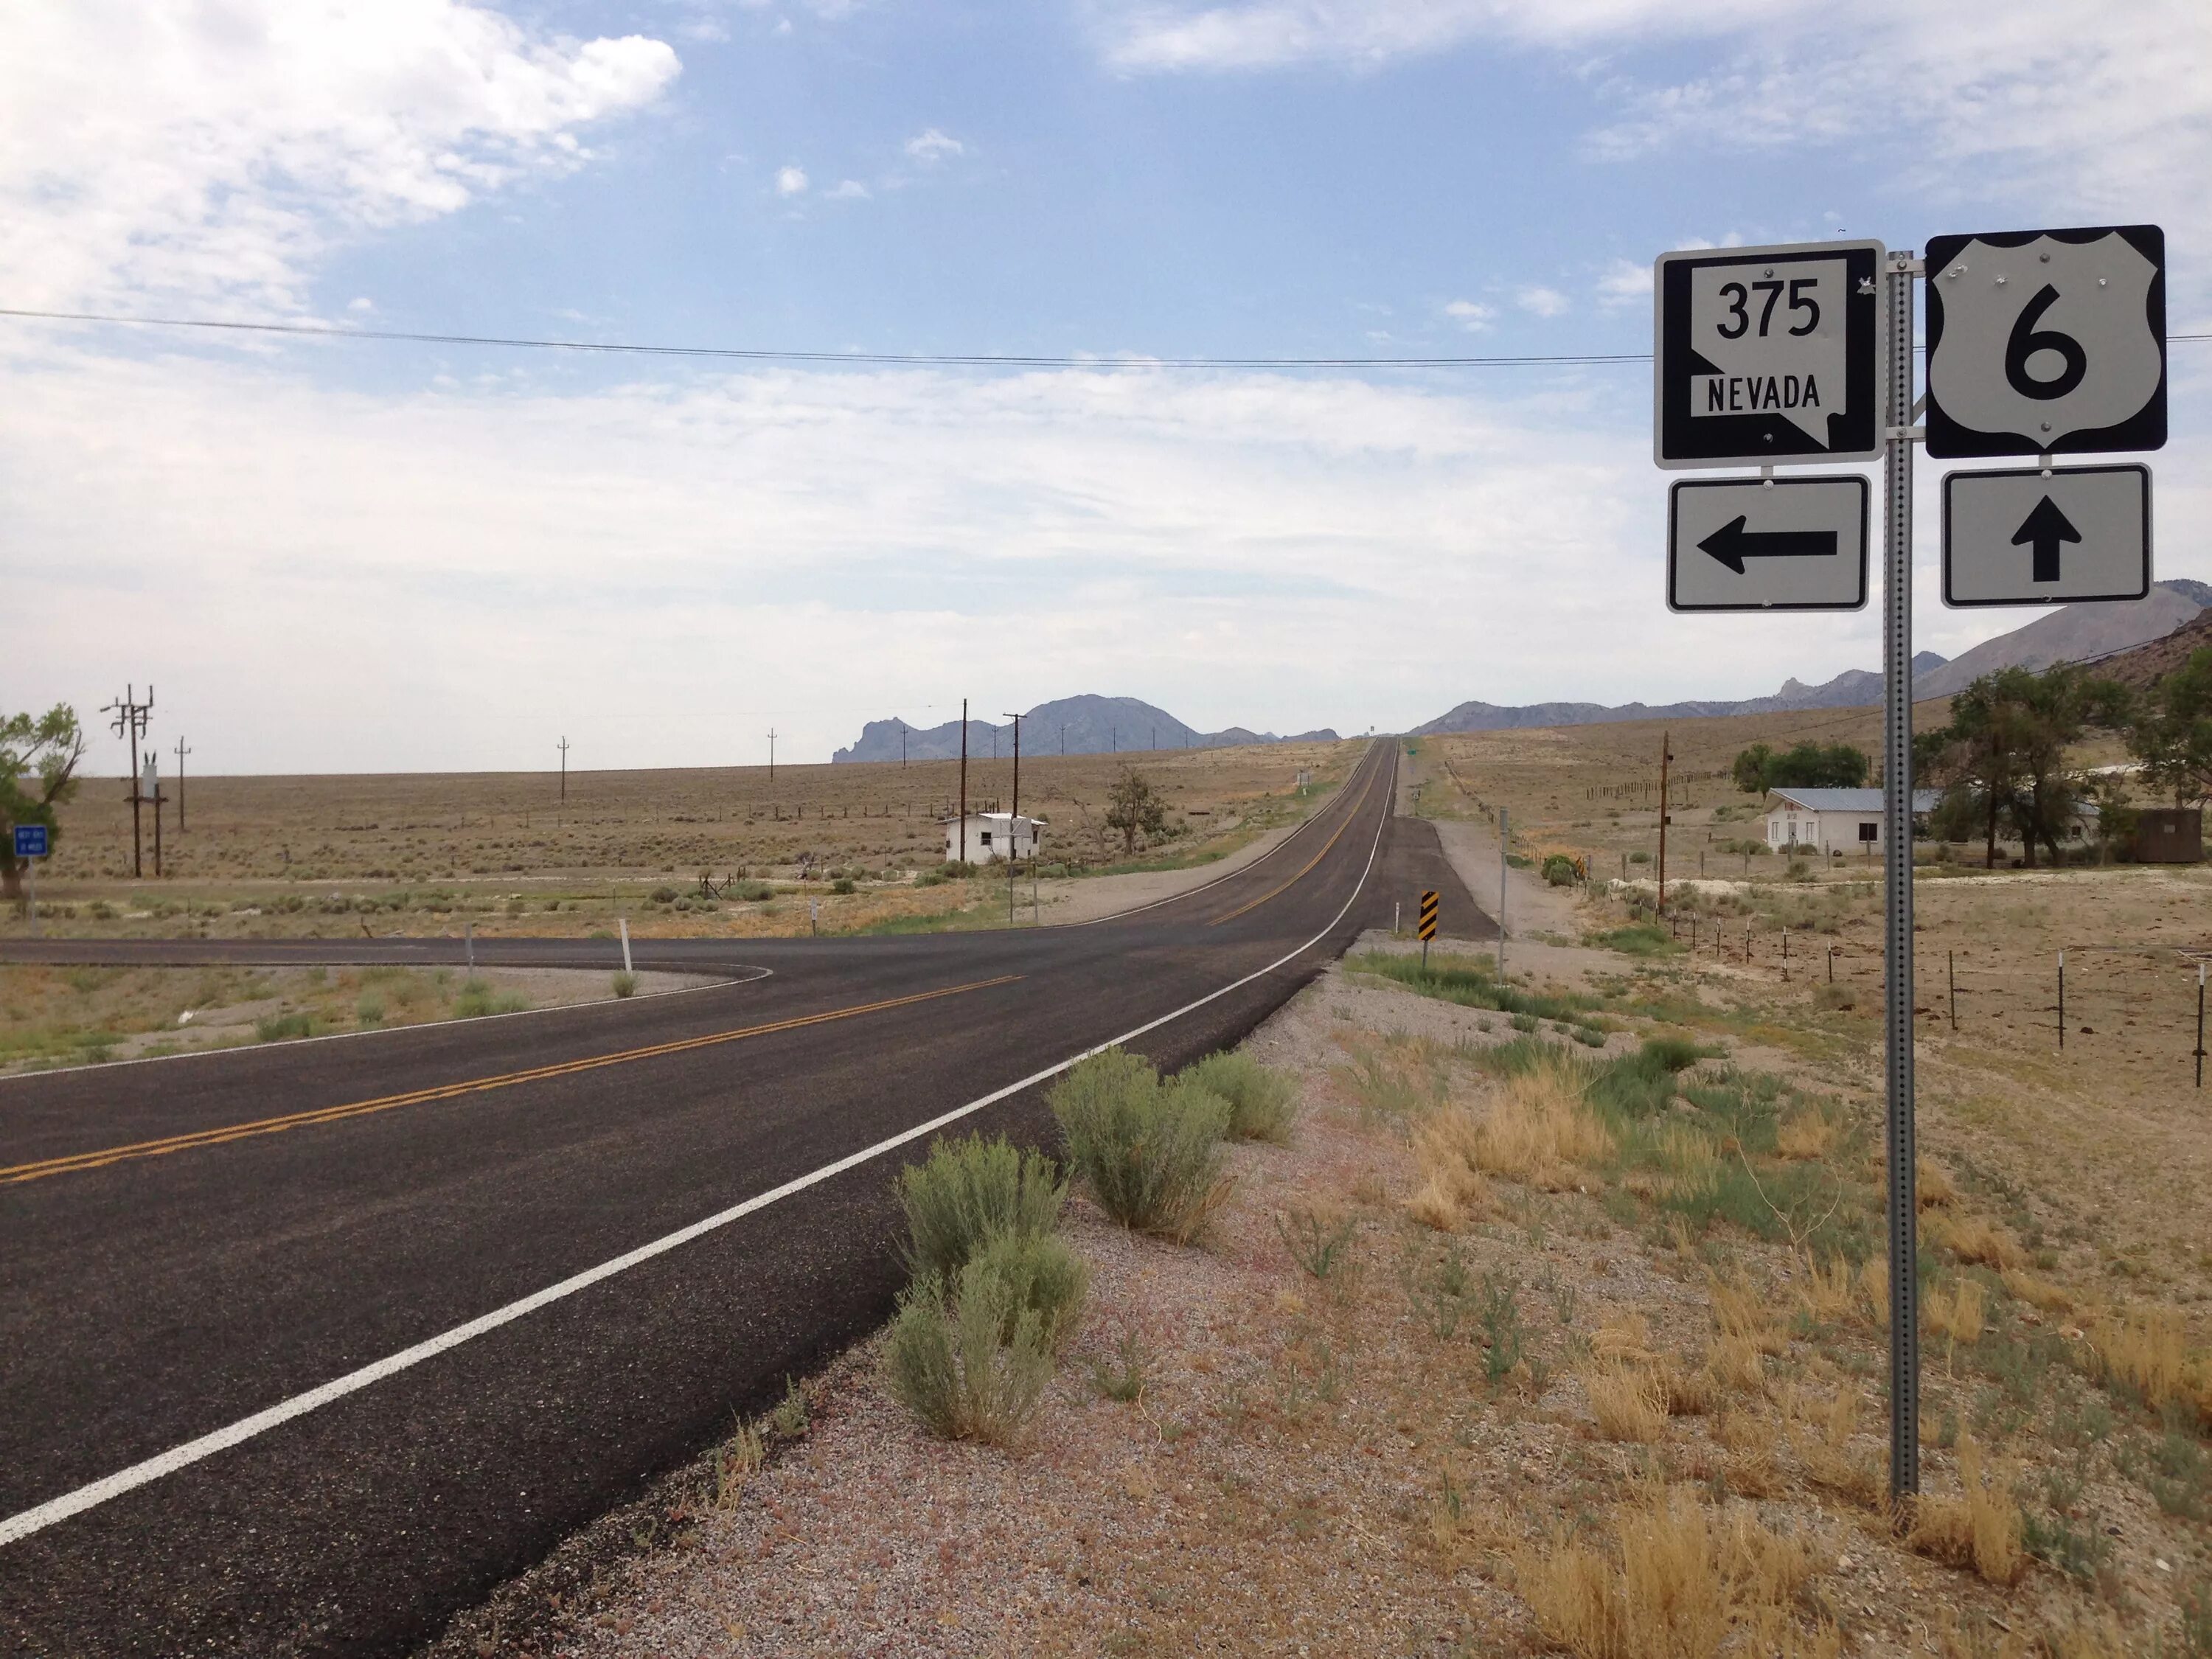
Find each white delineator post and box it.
[1882,247,1923,1501]
[619,917,633,975]
[1498,806,1509,980]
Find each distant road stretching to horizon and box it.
[0,740,1495,1658]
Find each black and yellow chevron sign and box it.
[1417,890,1439,941]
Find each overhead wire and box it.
[10,303,2200,372]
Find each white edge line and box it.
[0,751,1391,1550]
[0,966,775,1085]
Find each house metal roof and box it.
[1767,788,1941,813]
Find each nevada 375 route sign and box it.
[1654,240,1885,468]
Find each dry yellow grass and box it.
[1998,1267,2072,1313]
[1916,1157,1960,1208]
[1583,1359,1670,1443]
[1513,1481,1819,1659]
[1927,1209,2025,1270]
[1590,1310,1656,1366]
[1924,1279,1987,1349]
[1405,1112,1490,1231]
[1787,1382,1884,1509]
[1709,1271,1789,1357]
[1795,1256,1858,1324]
[1857,1256,1889,1326]
[1907,1438,2026,1586]
[2086,1301,2212,1421]
[1409,1060,1613,1201]
[1775,1108,1836,1161]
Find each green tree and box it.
[1,704,86,902]
[1771,740,1870,789]
[1733,739,1868,794]
[1731,742,1775,796]
[1920,666,2125,867]
[2127,644,2212,805]
[1104,768,1166,857]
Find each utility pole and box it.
[558,736,570,802]
[144,751,164,878]
[768,728,777,787]
[1060,724,1065,756]
[1003,712,1022,821]
[959,699,969,864]
[902,726,908,769]
[102,684,153,879]
[173,737,192,831]
[1658,730,1673,914]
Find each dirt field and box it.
[0,963,709,1076]
[4,740,1356,942]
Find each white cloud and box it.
[4,340,2205,773]
[1095,1,2212,283]
[776,164,810,196]
[904,128,967,163]
[827,179,873,201]
[1517,286,1570,319]
[1594,260,1649,310]
[0,1,678,315]
[0,336,1907,771]
[1443,299,1495,331]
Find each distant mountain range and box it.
[833,694,1338,764]
[1412,580,2211,735]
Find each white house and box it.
[942,812,1046,864]
[1763,788,1939,855]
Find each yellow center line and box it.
[1,975,1023,1186]
[1210,758,1386,927]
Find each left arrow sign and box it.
[1669,475,1868,612]
[1697,516,1840,575]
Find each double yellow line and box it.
[1,975,1021,1187]
[1210,754,1386,926]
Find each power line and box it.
[4,305,2206,373]
[0,306,1650,369]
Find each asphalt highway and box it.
[0,741,1490,1657]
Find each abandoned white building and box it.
[1761,787,1939,854]
[941,812,1045,864]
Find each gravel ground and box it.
[434,929,2200,1658]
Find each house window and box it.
[979,830,992,846]
[1858,821,1878,843]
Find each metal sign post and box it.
[1880,247,1922,1500]
[15,824,49,938]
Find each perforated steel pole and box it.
[1882,248,1921,1501]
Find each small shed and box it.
[2135,807,2203,864]
[942,812,1045,864]
[1764,788,1938,855]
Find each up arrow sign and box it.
[2010,495,2081,583]
[1697,515,1840,575]
[1941,463,2149,608]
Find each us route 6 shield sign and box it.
[1925,225,2166,458]
[1653,240,1885,469]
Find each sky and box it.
[4,0,2210,773]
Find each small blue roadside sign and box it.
[13,824,49,859]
